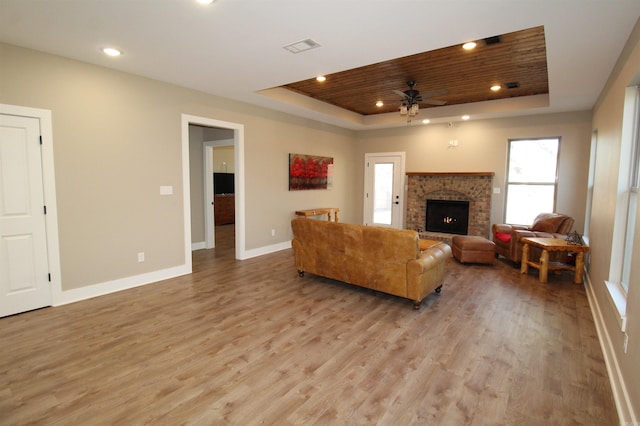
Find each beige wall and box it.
[242,115,357,247]
[355,111,593,235]
[590,18,640,422]
[213,146,234,173]
[0,42,358,290]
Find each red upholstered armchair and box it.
[492,213,575,264]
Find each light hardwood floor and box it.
[1,225,617,425]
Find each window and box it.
[621,87,640,293]
[584,130,598,242]
[505,138,560,225]
[604,86,639,331]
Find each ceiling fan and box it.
[393,81,448,109]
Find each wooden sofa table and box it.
[294,208,339,222]
[520,237,590,284]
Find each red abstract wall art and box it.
[289,153,334,190]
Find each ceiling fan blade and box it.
[392,89,408,99]
[420,99,447,106]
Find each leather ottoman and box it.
[451,236,496,264]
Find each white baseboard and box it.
[52,264,191,307]
[584,274,638,425]
[240,240,292,259]
[191,241,206,251]
[50,240,292,307]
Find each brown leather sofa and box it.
[291,218,451,309]
[492,212,575,264]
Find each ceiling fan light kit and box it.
[396,81,446,122]
[399,103,419,116]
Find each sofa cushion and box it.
[530,213,569,233]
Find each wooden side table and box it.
[294,208,339,222]
[520,237,590,284]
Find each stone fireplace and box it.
[406,172,494,244]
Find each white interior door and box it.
[363,152,405,228]
[0,114,51,317]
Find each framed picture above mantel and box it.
[289,153,334,191]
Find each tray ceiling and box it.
[282,27,548,116]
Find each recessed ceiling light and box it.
[422,119,430,124]
[101,47,122,57]
[196,0,215,4]
[376,101,384,107]
[491,85,501,91]
[316,75,326,82]
[461,115,470,120]
[462,41,477,50]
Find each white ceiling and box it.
[1,0,639,130]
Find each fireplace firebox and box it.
[426,199,469,235]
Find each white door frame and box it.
[204,138,234,249]
[363,152,406,229]
[0,103,62,306]
[182,115,245,260]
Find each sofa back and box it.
[529,213,574,234]
[290,218,420,297]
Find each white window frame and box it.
[584,130,598,242]
[504,137,560,225]
[605,86,639,332]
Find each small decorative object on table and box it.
[566,230,584,245]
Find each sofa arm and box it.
[407,243,451,301]
[492,223,528,235]
[492,223,514,234]
[411,243,451,271]
[513,229,536,239]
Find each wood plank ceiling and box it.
[282,26,548,116]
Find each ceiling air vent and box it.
[483,35,502,45]
[283,38,321,54]
[506,81,520,89]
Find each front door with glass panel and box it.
[363,153,405,228]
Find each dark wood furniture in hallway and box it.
[214,194,234,226]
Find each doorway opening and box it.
[182,114,245,262]
[203,135,234,251]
